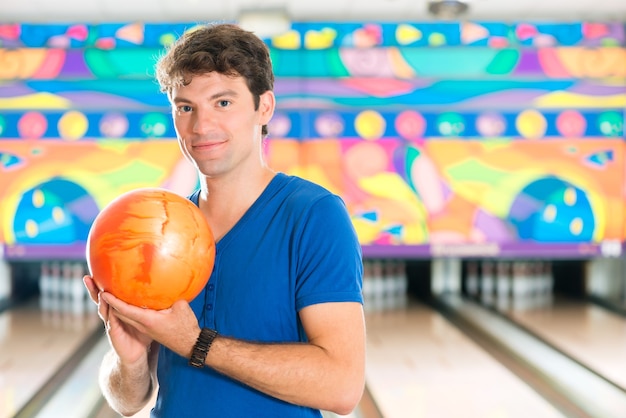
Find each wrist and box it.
[189,328,218,368]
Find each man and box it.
[84,23,365,417]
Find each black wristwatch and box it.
[189,328,218,368]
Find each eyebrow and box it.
[172,89,240,104]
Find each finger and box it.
[102,294,157,335]
[108,308,147,336]
[83,275,99,304]
[170,299,189,311]
[98,292,110,324]
[101,292,139,314]
[102,293,143,322]
[106,308,122,330]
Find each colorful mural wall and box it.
[0,21,624,260]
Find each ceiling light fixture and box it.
[427,0,470,19]
[238,9,291,38]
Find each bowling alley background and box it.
[0,21,624,263]
[1,18,626,418]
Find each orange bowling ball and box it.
[86,188,215,310]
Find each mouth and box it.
[192,140,226,152]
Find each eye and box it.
[217,100,230,108]
[177,105,193,113]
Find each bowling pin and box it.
[446,258,462,294]
[496,261,511,310]
[362,260,374,313]
[540,261,554,305]
[61,261,74,314]
[383,260,396,310]
[0,259,10,304]
[70,262,87,315]
[431,258,445,296]
[393,260,408,308]
[512,261,531,310]
[370,260,385,311]
[39,262,52,311]
[530,262,543,298]
[48,262,62,313]
[481,260,495,304]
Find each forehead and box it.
[169,72,249,100]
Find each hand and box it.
[83,275,154,364]
[100,292,201,360]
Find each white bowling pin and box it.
[49,262,61,313]
[70,263,86,315]
[481,261,495,304]
[362,260,374,313]
[383,260,396,310]
[39,262,52,311]
[371,260,385,311]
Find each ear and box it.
[258,90,275,126]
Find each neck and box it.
[197,167,276,241]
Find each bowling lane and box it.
[365,301,565,418]
[500,296,626,391]
[0,301,101,418]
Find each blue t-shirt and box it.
[151,173,363,418]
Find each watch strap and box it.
[189,328,218,368]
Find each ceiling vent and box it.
[427,0,470,18]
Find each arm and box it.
[101,294,366,415]
[99,341,159,417]
[84,276,159,416]
[207,301,366,415]
[97,192,366,414]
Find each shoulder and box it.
[275,173,339,204]
[273,175,355,232]
[269,174,351,228]
[273,174,350,220]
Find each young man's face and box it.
[169,72,274,179]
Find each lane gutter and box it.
[426,294,626,418]
[13,324,105,418]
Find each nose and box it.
[192,109,216,134]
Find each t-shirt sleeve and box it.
[294,193,363,311]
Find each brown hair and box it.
[156,23,275,136]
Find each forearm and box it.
[99,345,158,416]
[205,336,364,414]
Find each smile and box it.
[192,141,225,151]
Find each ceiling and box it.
[1,0,626,23]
